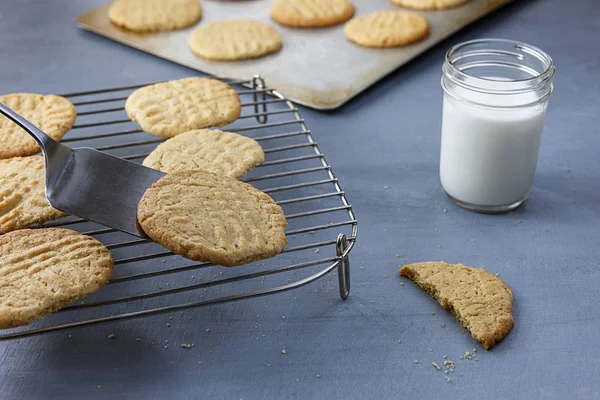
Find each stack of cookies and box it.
[107,0,473,59]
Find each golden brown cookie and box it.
[0,93,76,159]
[137,170,287,267]
[344,10,429,48]
[108,0,203,32]
[390,0,470,10]
[0,156,68,234]
[125,78,241,138]
[270,0,355,28]
[189,20,282,61]
[0,228,113,329]
[143,129,264,178]
[399,261,514,349]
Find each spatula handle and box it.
[0,101,61,156]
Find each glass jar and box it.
[440,39,555,213]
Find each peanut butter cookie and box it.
[399,261,514,349]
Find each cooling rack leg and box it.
[336,233,350,300]
[252,75,268,124]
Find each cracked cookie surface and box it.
[189,20,282,61]
[271,0,355,28]
[344,10,429,48]
[143,129,264,178]
[137,170,287,266]
[108,0,203,32]
[399,261,514,349]
[0,228,113,329]
[125,78,240,138]
[0,93,75,159]
[0,156,68,234]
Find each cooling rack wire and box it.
[0,76,357,341]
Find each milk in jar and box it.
[440,39,555,213]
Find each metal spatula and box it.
[0,102,165,237]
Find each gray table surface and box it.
[1,0,599,399]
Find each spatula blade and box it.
[46,147,165,237]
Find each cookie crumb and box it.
[441,323,445,328]
[413,360,419,364]
[281,349,287,354]
[107,333,115,339]
[517,220,521,224]
[432,362,440,370]
[97,385,102,389]
[181,343,195,349]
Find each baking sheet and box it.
[78,0,515,110]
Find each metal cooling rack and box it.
[0,76,357,341]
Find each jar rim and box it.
[444,38,555,94]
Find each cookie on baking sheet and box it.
[143,129,264,178]
[270,0,355,28]
[390,0,470,10]
[0,93,76,159]
[189,20,282,61]
[137,170,287,267]
[125,77,241,138]
[108,0,203,32]
[399,261,514,349]
[0,228,113,329]
[344,10,429,48]
[0,156,68,234]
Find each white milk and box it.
[440,91,547,207]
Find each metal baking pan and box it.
[78,0,515,110]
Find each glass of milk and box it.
[440,39,555,213]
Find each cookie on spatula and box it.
[399,261,514,349]
[137,170,287,267]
